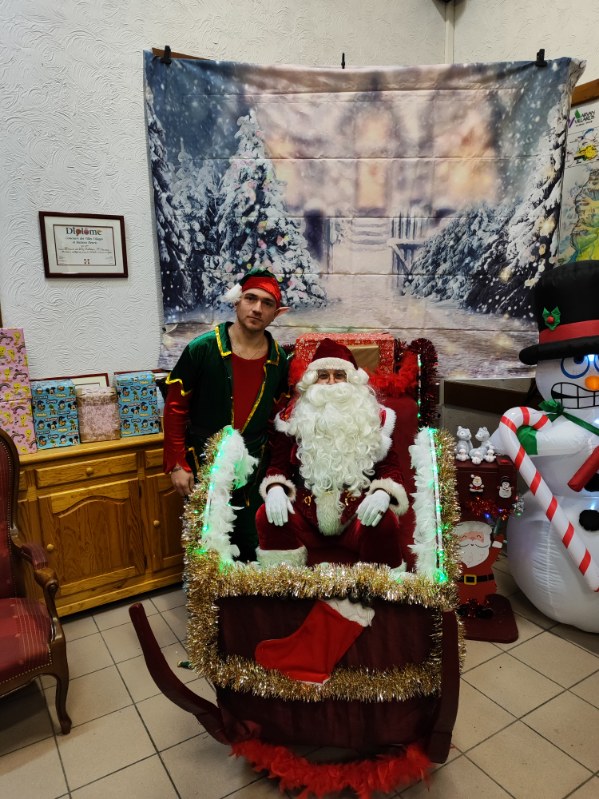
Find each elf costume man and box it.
[163,267,289,561]
[255,338,409,569]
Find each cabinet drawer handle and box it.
[153,520,161,528]
[46,544,55,553]
[86,467,94,476]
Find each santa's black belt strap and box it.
[458,573,495,584]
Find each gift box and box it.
[113,372,159,437]
[0,399,37,454]
[293,332,396,375]
[0,328,31,400]
[76,387,121,443]
[454,455,518,522]
[31,379,79,449]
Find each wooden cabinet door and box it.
[144,473,185,573]
[37,478,145,603]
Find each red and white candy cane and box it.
[498,406,599,592]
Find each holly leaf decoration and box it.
[542,306,561,330]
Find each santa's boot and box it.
[255,598,374,684]
[256,546,307,568]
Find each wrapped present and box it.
[113,371,159,437]
[293,332,396,379]
[0,399,37,454]
[0,328,31,400]
[31,379,78,449]
[119,415,160,437]
[76,386,121,443]
[114,371,157,403]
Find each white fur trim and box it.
[259,474,297,503]
[375,406,396,461]
[274,412,290,433]
[222,283,243,304]
[315,491,344,536]
[368,478,409,516]
[380,406,396,438]
[256,546,307,568]
[325,598,375,626]
[309,357,358,372]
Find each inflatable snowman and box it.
[492,261,599,633]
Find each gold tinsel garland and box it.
[182,427,464,704]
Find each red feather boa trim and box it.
[231,738,431,799]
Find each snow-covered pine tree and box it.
[145,86,193,318]
[172,142,221,307]
[215,110,327,308]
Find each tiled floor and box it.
[1,556,598,799]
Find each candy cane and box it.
[498,406,599,592]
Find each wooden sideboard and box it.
[17,433,185,616]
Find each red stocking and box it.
[254,599,374,684]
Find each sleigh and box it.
[130,334,462,797]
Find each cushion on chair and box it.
[0,597,52,683]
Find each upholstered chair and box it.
[0,428,71,733]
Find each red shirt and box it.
[231,353,267,431]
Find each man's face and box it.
[236,288,280,332]
[315,368,347,384]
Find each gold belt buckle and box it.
[463,574,477,585]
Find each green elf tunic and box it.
[164,322,288,561]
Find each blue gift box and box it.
[31,379,76,400]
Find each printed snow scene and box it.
[144,53,583,377]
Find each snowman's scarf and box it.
[539,399,599,437]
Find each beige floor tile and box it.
[509,630,599,688]
[161,603,189,641]
[161,733,262,799]
[507,590,557,630]
[399,754,511,797]
[62,614,99,641]
[66,632,114,678]
[117,641,198,703]
[571,669,599,709]
[552,623,599,655]
[226,779,295,797]
[523,692,599,772]
[70,755,179,798]
[462,652,562,716]
[452,681,515,752]
[493,569,518,597]
[0,683,54,756]
[136,683,206,750]
[45,665,132,729]
[0,736,68,799]
[467,720,591,799]
[93,597,157,631]
[56,705,155,790]
[100,613,177,662]
[150,585,186,612]
[567,776,599,798]
[461,639,503,672]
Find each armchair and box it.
[0,428,71,734]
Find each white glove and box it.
[265,485,295,527]
[357,489,391,526]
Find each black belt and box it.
[458,573,495,585]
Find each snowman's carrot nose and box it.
[585,375,599,391]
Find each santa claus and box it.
[255,338,409,568]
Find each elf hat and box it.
[519,260,599,365]
[308,337,358,373]
[223,267,283,307]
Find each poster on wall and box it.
[558,82,599,264]
[144,52,582,378]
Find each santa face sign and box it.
[456,520,493,569]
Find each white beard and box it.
[288,381,384,500]
[459,541,490,569]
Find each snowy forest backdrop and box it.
[144,54,583,377]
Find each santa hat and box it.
[520,260,599,365]
[308,337,358,373]
[223,267,283,307]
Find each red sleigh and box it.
[130,335,462,797]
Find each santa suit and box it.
[256,404,409,567]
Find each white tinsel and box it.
[408,427,442,578]
[197,426,258,563]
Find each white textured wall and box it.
[0,0,448,380]
[453,0,599,79]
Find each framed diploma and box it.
[39,212,128,278]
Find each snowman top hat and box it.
[519,260,599,365]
